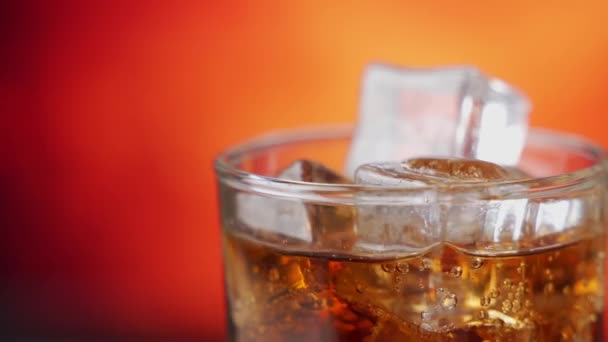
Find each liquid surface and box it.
[224,231,604,341]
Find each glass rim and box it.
[214,123,607,203]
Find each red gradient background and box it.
[2,1,608,340]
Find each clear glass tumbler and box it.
[215,124,607,341]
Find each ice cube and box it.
[236,160,356,249]
[345,64,530,177]
[354,158,530,251]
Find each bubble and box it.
[381,263,396,273]
[544,282,555,295]
[503,279,513,289]
[507,292,514,300]
[547,255,554,262]
[479,310,488,319]
[420,258,432,271]
[449,266,463,278]
[524,299,532,308]
[562,286,571,295]
[502,299,512,312]
[269,268,280,281]
[512,299,521,311]
[516,262,527,275]
[419,322,433,332]
[356,282,367,294]
[393,285,401,292]
[437,287,446,294]
[441,293,458,310]
[396,262,410,273]
[480,296,491,307]
[489,289,500,298]
[394,276,402,283]
[421,311,432,321]
[471,258,483,269]
[418,279,426,289]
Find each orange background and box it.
[2,1,608,340]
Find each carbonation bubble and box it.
[381,263,396,273]
[544,283,555,295]
[512,299,521,311]
[396,262,410,273]
[503,279,513,289]
[395,276,402,283]
[489,289,500,298]
[449,266,463,278]
[269,268,280,281]
[480,296,491,307]
[471,258,483,269]
[441,293,457,310]
[420,258,432,271]
[502,299,512,312]
[356,282,367,294]
[421,311,432,320]
[420,322,433,332]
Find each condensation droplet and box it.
[441,293,457,310]
[449,266,463,278]
[471,258,483,269]
[381,263,396,273]
[502,299,512,312]
[396,262,409,273]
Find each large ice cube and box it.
[354,158,530,252]
[236,160,356,249]
[345,64,530,177]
